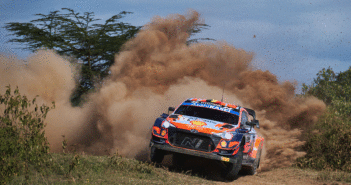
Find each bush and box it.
[296,108,351,172]
[299,67,351,172]
[0,86,54,184]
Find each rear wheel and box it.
[150,146,164,164]
[223,147,243,181]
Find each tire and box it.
[246,146,262,175]
[223,147,243,181]
[150,146,164,164]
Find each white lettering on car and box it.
[192,103,231,113]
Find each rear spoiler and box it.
[244,108,256,120]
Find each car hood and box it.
[167,114,237,134]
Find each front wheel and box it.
[245,144,262,175]
[223,147,243,181]
[150,146,164,164]
[247,149,261,175]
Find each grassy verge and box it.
[316,170,351,183]
[7,152,351,184]
[8,153,209,185]
[255,167,351,185]
[293,167,351,184]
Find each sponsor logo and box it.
[190,120,207,127]
[181,102,240,115]
[221,156,230,162]
[192,102,232,113]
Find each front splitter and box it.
[150,141,238,164]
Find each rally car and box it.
[149,98,264,180]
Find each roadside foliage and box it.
[297,67,351,172]
[0,86,53,184]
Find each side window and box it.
[241,111,248,126]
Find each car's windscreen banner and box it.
[182,102,240,115]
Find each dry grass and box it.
[9,153,210,185]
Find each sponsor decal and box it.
[220,140,227,148]
[190,120,207,127]
[182,102,239,115]
[193,102,232,112]
[221,156,230,162]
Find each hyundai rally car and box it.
[149,98,264,180]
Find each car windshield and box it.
[174,105,239,124]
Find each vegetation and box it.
[6,152,209,184]
[6,153,351,184]
[297,67,351,172]
[0,86,203,184]
[4,8,140,105]
[1,70,351,183]
[5,7,351,182]
[0,86,54,184]
[4,9,213,106]
[0,86,208,184]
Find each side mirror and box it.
[248,120,259,128]
[168,107,175,114]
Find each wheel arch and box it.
[232,133,245,149]
[153,117,166,127]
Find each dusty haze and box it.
[0,10,325,170]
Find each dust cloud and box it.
[0,51,88,151]
[0,10,325,170]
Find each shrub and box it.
[299,67,351,172]
[0,86,54,183]
[296,108,351,172]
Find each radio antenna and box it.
[221,83,225,102]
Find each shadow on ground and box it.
[154,154,250,182]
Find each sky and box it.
[1,0,351,92]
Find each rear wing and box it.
[244,108,256,120]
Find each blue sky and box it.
[1,0,350,91]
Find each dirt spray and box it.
[0,10,325,170]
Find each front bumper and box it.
[150,141,239,164]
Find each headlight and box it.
[162,120,175,128]
[223,132,233,140]
[214,132,234,140]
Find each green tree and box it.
[303,67,351,114]
[186,23,215,44]
[298,66,351,172]
[303,67,338,104]
[4,9,213,105]
[4,8,140,105]
[0,86,54,183]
